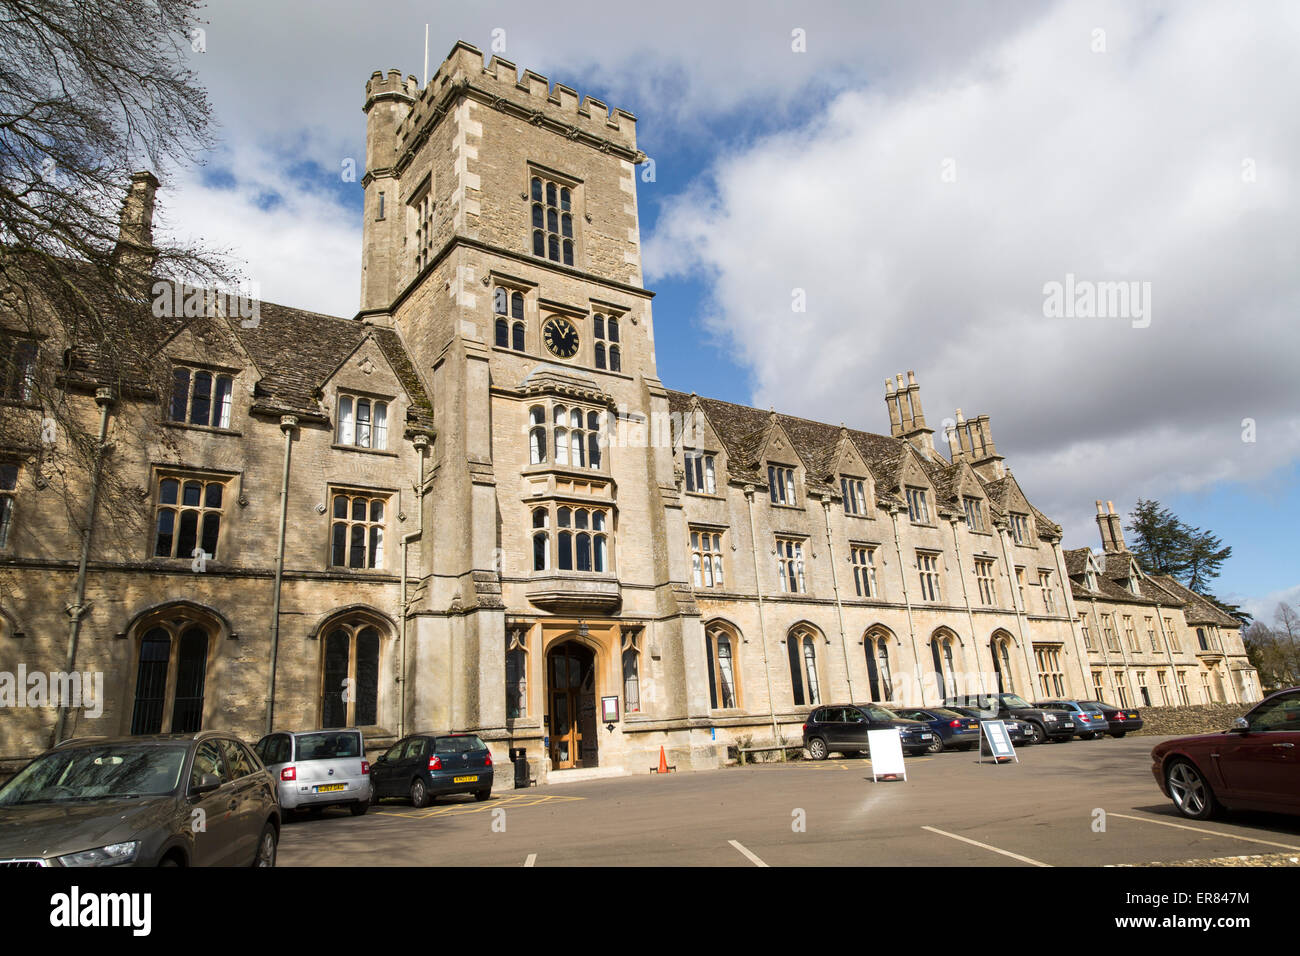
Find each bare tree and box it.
[0,0,235,552]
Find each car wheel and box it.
[474,789,491,802]
[1081,733,1097,740]
[369,785,380,806]
[1166,759,1216,820]
[350,800,368,816]
[253,824,277,867]
[410,777,430,808]
[807,737,828,760]
[1026,722,1045,745]
[926,736,944,754]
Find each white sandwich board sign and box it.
[867,728,907,782]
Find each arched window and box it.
[506,629,528,719]
[931,632,959,699]
[587,411,603,469]
[609,345,621,372]
[512,321,525,351]
[495,318,509,348]
[557,507,573,570]
[529,406,547,464]
[992,633,1016,693]
[787,627,821,707]
[705,624,741,709]
[553,405,569,466]
[532,508,549,571]
[865,628,894,701]
[129,616,214,735]
[321,620,382,727]
[511,291,524,319]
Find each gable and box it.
[162,315,255,374]
[325,335,405,399]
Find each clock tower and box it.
[357,42,712,775]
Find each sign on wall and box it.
[867,728,907,782]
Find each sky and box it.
[155,0,1299,623]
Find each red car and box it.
[1151,687,1300,819]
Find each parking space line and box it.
[921,826,1051,867]
[1109,812,1300,851]
[729,839,769,867]
[375,792,585,820]
[524,853,536,867]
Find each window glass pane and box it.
[494,287,508,314]
[549,236,559,261]
[562,241,573,266]
[496,318,509,348]
[533,231,544,256]
[131,630,171,735]
[171,628,208,733]
[373,402,387,449]
[177,509,198,559]
[546,182,556,206]
[154,509,175,557]
[338,396,354,445]
[558,532,573,571]
[321,629,350,728]
[557,507,571,528]
[512,322,524,351]
[190,371,212,425]
[214,376,233,428]
[609,346,620,372]
[182,481,202,507]
[332,523,346,566]
[531,177,542,202]
[349,525,366,568]
[355,628,379,725]
[369,526,384,568]
[356,400,371,448]
[200,513,220,560]
[608,318,619,342]
[595,343,605,369]
[370,499,384,522]
[560,187,570,211]
[593,315,604,339]
[547,208,558,233]
[594,535,606,572]
[160,478,179,505]
[204,483,222,509]
[352,498,366,521]
[561,213,572,238]
[511,292,524,319]
[170,368,190,421]
[533,532,548,571]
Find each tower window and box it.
[494,287,526,352]
[530,174,574,266]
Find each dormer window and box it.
[1085,564,1098,591]
[841,478,868,516]
[170,367,233,429]
[685,452,716,494]
[1009,512,1030,544]
[962,496,985,531]
[768,466,796,506]
[337,395,389,450]
[494,287,526,352]
[905,487,930,524]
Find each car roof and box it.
[267,728,363,738]
[53,731,234,749]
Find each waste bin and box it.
[509,747,529,788]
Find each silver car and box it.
[255,729,371,816]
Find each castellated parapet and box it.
[395,41,639,162]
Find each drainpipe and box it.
[399,434,430,738]
[266,415,298,735]
[996,522,1036,695]
[888,507,925,705]
[821,499,854,702]
[1051,542,1092,695]
[53,386,114,745]
[744,487,779,746]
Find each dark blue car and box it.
[894,707,982,753]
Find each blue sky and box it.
[162,0,1300,622]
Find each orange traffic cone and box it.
[657,746,669,774]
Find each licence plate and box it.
[1127,713,1138,719]
[453,775,478,783]
[919,734,932,739]
[314,784,346,793]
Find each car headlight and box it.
[58,841,140,867]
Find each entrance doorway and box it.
[547,642,598,770]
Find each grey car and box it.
[255,728,371,816]
[0,732,279,867]
[1033,699,1112,739]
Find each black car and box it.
[944,693,1075,743]
[1080,700,1144,737]
[802,704,935,759]
[944,705,1034,746]
[0,732,280,867]
[369,732,494,807]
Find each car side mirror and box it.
[1230,717,1249,733]
[191,772,222,795]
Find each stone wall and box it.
[1131,703,1251,737]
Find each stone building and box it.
[0,41,1259,782]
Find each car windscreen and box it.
[0,745,187,804]
[930,708,968,719]
[861,706,899,722]
[294,732,362,761]
[1001,694,1033,709]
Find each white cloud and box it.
[643,0,1300,540]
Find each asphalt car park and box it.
[276,733,1300,867]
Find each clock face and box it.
[542,317,580,359]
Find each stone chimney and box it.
[113,171,159,281]
[1095,499,1128,552]
[885,370,934,457]
[947,408,1004,478]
